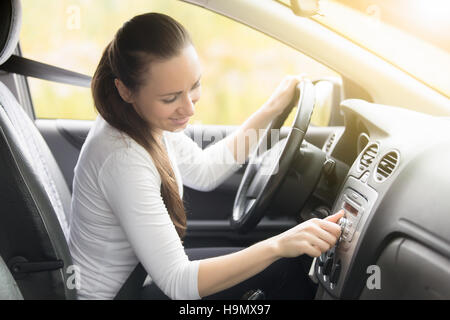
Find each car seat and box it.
[0,0,76,299]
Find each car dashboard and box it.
[313,99,450,299]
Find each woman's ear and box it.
[114,78,134,104]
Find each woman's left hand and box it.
[226,74,307,164]
[262,74,306,118]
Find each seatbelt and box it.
[114,263,147,300]
[0,54,91,88]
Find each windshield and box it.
[280,0,450,98]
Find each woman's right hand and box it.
[273,210,345,258]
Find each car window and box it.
[20,0,339,126]
[308,0,450,98]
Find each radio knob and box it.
[338,217,349,241]
[338,217,348,229]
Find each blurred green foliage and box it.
[21,0,337,125]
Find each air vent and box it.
[325,133,335,153]
[375,151,399,182]
[358,143,379,171]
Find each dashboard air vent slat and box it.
[375,151,399,182]
[358,143,379,171]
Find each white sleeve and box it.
[168,131,242,192]
[97,148,200,300]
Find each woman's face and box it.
[128,44,202,135]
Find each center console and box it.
[313,175,378,298]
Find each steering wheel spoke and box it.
[246,168,269,198]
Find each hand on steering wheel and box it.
[231,78,316,233]
[262,74,307,117]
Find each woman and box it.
[69,12,343,300]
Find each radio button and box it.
[323,253,334,276]
[330,260,342,284]
[317,253,326,267]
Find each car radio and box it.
[338,190,366,247]
[312,176,378,297]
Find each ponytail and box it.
[91,13,191,237]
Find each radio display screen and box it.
[344,201,358,216]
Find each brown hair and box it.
[91,13,192,238]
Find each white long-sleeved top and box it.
[68,115,241,300]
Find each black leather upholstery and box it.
[0,0,76,299]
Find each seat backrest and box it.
[0,0,76,299]
[0,255,23,300]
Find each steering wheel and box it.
[231,79,316,233]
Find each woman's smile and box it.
[169,116,190,126]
